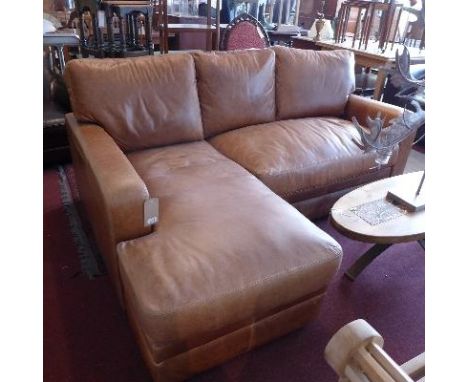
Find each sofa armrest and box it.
[344,94,403,127]
[344,94,416,176]
[65,114,152,295]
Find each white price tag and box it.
[144,198,159,227]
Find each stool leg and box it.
[106,14,115,57]
[145,11,153,55]
[57,46,66,74]
[118,15,127,56]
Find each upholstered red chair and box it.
[220,13,270,51]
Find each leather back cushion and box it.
[193,49,276,138]
[273,46,355,120]
[64,54,204,151]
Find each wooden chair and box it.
[401,1,425,50]
[75,0,154,57]
[220,12,270,51]
[335,0,404,52]
[325,319,425,382]
[104,1,155,57]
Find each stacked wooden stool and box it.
[325,319,425,382]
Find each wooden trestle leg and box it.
[345,243,393,281]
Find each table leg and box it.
[57,46,66,75]
[345,243,392,281]
[372,69,388,101]
[418,239,425,250]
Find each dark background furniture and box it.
[75,0,155,58]
[43,49,72,167]
[161,0,222,53]
[43,28,80,167]
[164,14,221,52]
[267,26,308,46]
[382,63,425,145]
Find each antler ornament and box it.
[353,45,425,167]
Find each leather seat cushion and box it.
[193,49,276,138]
[209,117,398,203]
[64,54,204,152]
[273,46,355,120]
[120,141,342,363]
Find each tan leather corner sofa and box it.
[64,46,411,381]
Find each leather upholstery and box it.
[273,46,355,120]
[64,47,412,382]
[126,286,323,382]
[193,49,276,138]
[344,93,404,127]
[64,54,204,152]
[121,141,342,364]
[292,168,392,220]
[66,114,152,301]
[209,117,398,203]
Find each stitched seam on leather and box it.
[276,166,391,198]
[136,251,341,319]
[151,292,325,366]
[255,148,394,178]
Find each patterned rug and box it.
[55,165,105,279]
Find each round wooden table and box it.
[330,171,425,280]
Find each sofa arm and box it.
[344,94,416,176]
[66,114,152,294]
[344,94,403,127]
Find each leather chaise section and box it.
[127,141,246,196]
[209,117,398,203]
[121,141,342,364]
[126,289,324,382]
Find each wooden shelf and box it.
[166,23,217,31]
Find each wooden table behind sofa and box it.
[292,37,425,101]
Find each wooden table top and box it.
[330,171,425,244]
[166,23,226,31]
[319,40,425,62]
[268,28,309,37]
[293,37,425,65]
[43,29,80,46]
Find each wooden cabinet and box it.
[167,15,214,50]
[297,0,318,29]
[297,0,340,29]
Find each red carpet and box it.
[44,165,424,382]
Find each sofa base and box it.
[125,291,325,382]
[293,166,393,220]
